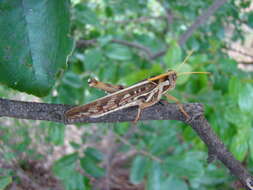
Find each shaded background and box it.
[0,0,253,189]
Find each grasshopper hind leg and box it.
[88,78,125,94]
[164,94,190,119]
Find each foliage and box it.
[0,0,253,189]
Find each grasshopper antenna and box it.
[176,50,210,77]
[176,50,194,71]
[178,71,210,76]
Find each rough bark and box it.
[0,98,253,189]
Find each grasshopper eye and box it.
[173,73,177,80]
[88,78,98,87]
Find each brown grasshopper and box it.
[65,70,209,122]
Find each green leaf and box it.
[105,44,133,61]
[48,123,65,145]
[164,41,182,67]
[70,142,81,150]
[173,64,192,85]
[0,0,73,97]
[213,72,229,93]
[0,176,12,190]
[228,76,241,101]
[80,156,105,178]
[248,129,253,161]
[52,152,78,178]
[230,132,249,161]
[162,176,188,190]
[75,3,100,27]
[63,172,86,190]
[150,135,173,155]
[147,162,162,190]
[164,153,203,178]
[219,58,238,74]
[84,147,104,162]
[124,64,163,85]
[52,152,87,190]
[98,36,113,47]
[248,12,253,28]
[130,155,148,184]
[224,105,240,125]
[84,49,103,70]
[238,84,253,114]
[62,72,83,89]
[200,164,228,186]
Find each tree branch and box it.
[76,39,154,60]
[110,39,153,58]
[111,16,164,24]
[156,0,174,33]
[76,39,97,49]
[178,0,228,46]
[0,97,253,188]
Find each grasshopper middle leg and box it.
[134,99,160,123]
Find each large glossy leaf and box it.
[0,0,73,96]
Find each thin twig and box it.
[104,130,115,190]
[225,46,253,60]
[111,39,153,58]
[178,0,228,46]
[156,0,174,33]
[76,38,154,59]
[111,16,164,24]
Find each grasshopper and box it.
[65,70,209,122]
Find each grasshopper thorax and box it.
[147,70,177,91]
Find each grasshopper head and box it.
[166,70,177,89]
[88,78,98,87]
[166,70,177,82]
[147,70,177,90]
